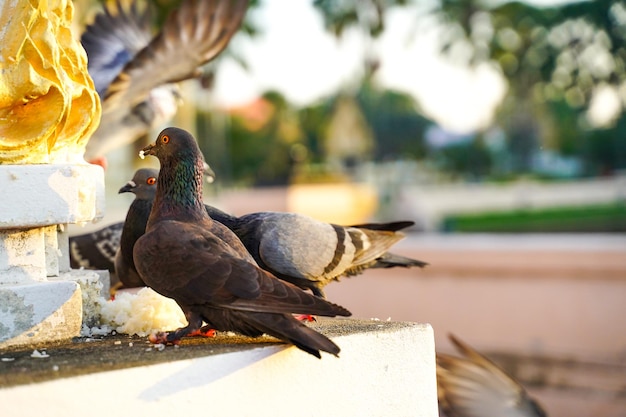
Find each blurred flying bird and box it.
[134,127,351,357]
[437,334,547,417]
[81,0,249,166]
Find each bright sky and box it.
[212,1,364,108]
[211,0,582,133]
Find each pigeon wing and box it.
[134,220,350,317]
[103,0,248,112]
[437,334,546,417]
[81,0,153,96]
[69,222,123,270]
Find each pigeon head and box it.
[141,127,207,221]
[140,127,202,162]
[118,168,159,200]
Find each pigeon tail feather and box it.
[244,312,341,358]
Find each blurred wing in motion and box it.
[437,334,547,417]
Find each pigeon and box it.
[68,169,159,293]
[437,334,547,417]
[69,223,123,274]
[108,167,428,297]
[133,127,351,357]
[115,168,159,289]
[69,166,213,294]
[81,0,249,165]
[205,207,428,297]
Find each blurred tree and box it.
[201,90,305,187]
[299,101,333,164]
[432,0,626,175]
[313,0,410,38]
[414,0,626,124]
[314,0,626,176]
[435,136,493,180]
[356,81,431,160]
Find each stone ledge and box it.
[0,164,105,228]
[0,319,437,417]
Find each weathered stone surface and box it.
[0,281,82,350]
[0,165,104,229]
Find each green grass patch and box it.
[442,203,626,233]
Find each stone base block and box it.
[50,269,110,329]
[0,164,104,228]
[0,281,82,349]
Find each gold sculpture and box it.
[0,0,101,164]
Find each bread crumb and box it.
[31,349,50,358]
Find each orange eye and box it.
[161,135,170,144]
[146,177,156,185]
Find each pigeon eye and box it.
[161,135,170,144]
[146,177,156,185]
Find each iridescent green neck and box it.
[150,157,207,225]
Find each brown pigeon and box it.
[133,127,351,357]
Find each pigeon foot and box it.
[148,331,182,345]
[188,326,217,338]
[293,314,316,322]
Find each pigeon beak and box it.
[118,180,136,194]
[139,143,156,159]
[203,162,216,184]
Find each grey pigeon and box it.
[437,334,547,417]
[134,127,351,357]
[81,0,248,165]
[206,207,428,297]
[68,169,156,293]
[115,168,159,289]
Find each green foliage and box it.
[435,0,626,106]
[299,101,334,163]
[586,114,626,175]
[356,83,430,159]
[313,0,626,178]
[443,202,626,233]
[432,138,493,180]
[196,83,434,185]
[313,0,410,38]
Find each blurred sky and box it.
[211,0,582,134]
